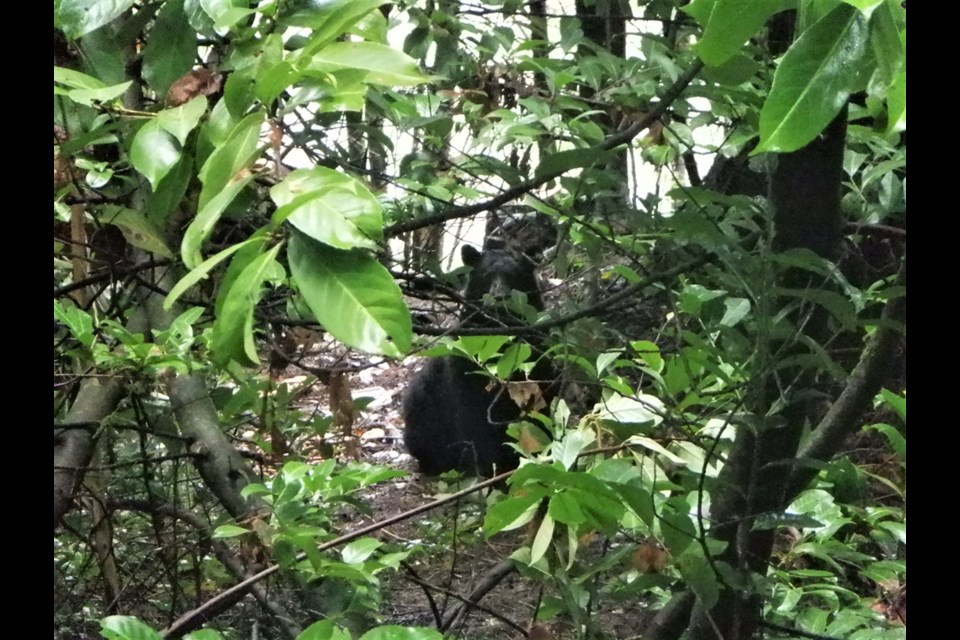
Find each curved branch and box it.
[112,499,301,640]
[54,376,124,529]
[162,469,516,638]
[786,258,906,498]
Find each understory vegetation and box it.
[54,1,905,639]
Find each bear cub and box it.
[402,244,552,476]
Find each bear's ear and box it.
[461,244,482,268]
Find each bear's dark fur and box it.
[402,245,552,476]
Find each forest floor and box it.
[272,334,654,639]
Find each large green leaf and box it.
[99,615,162,640]
[58,0,137,39]
[283,0,388,48]
[692,0,789,67]
[130,121,181,190]
[101,206,174,258]
[157,96,207,145]
[359,627,443,640]
[53,66,131,105]
[181,171,257,269]
[756,4,870,153]
[483,490,545,537]
[214,229,270,317]
[198,110,264,211]
[534,147,612,180]
[145,155,193,226]
[868,1,904,88]
[886,64,905,133]
[271,167,383,250]
[288,235,411,356]
[198,0,256,30]
[211,243,282,366]
[306,42,429,86]
[164,237,263,310]
[254,61,302,106]
[196,98,237,167]
[142,0,196,97]
[222,36,284,117]
[285,72,370,114]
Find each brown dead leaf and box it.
[518,423,543,454]
[527,623,555,640]
[508,380,546,412]
[330,372,359,460]
[631,537,669,573]
[165,68,222,107]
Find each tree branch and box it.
[383,60,704,237]
[786,258,906,498]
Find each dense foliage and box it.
[54,1,905,639]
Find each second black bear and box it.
[403,244,552,476]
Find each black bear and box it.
[402,244,552,476]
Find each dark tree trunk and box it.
[688,111,848,640]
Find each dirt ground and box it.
[271,333,655,640]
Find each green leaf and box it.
[284,0,389,48]
[306,42,429,86]
[157,96,208,145]
[288,235,411,357]
[553,430,594,470]
[720,297,751,327]
[199,0,256,30]
[615,483,655,527]
[757,4,871,153]
[165,237,263,310]
[196,98,237,167]
[676,548,719,609]
[183,630,224,640]
[695,0,789,66]
[776,287,858,329]
[101,206,174,258]
[255,61,302,105]
[626,436,687,465]
[198,110,265,211]
[701,54,762,86]
[271,167,383,250]
[548,492,586,526]
[212,524,250,538]
[534,147,611,180]
[841,0,884,12]
[530,512,555,565]
[145,155,193,226]
[99,615,162,640]
[54,66,132,106]
[868,1,904,88]
[181,170,257,269]
[595,351,620,376]
[358,626,443,640]
[595,393,665,427]
[879,388,906,421]
[886,64,905,134]
[212,243,283,366]
[142,0,196,96]
[342,537,381,564]
[214,230,271,317]
[865,423,905,459]
[682,0,715,25]
[753,512,825,530]
[483,491,544,537]
[130,120,181,189]
[297,620,352,640]
[58,0,137,39]
[54,301,95,347]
